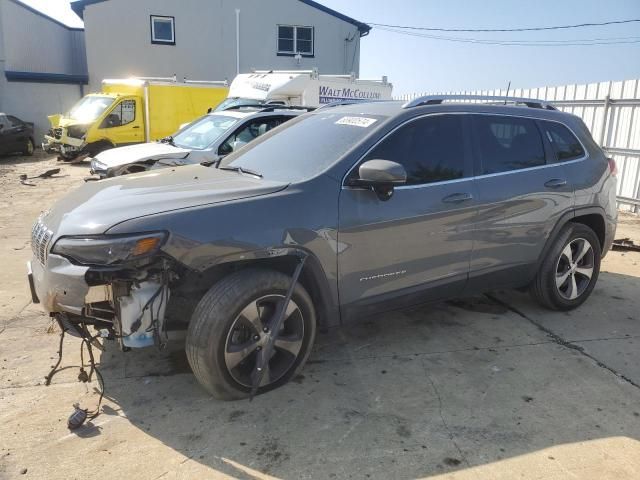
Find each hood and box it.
[94,142,191,169]
[38,165,288,238]
[48,114,62,128]
[49,116,89,129]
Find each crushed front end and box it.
[29,216,174,350]
[42,115,89,159]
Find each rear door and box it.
[338,114,477,311]
[7,116,29,151]
[468,114,573,290]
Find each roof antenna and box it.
[504,81,511,104]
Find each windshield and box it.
[215,97,265,111]
[68,95,114,122]
[219,112,388,182]
[172,114,240,149]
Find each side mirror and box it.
[353,159,407,201]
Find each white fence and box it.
[397,79,640,211]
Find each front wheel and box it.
[531,223,601,310]
[186,268,316,400]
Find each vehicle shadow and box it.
[92,270,640,479]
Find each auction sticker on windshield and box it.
[335,116,378,128]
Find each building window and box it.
[151,15,175,45]
[277,25,314,56]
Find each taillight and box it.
[608,158,618,177]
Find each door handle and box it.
[442,192,473,203]
[132,126,140,129]
[545,179,567,188]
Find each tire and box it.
[87,141,114,157]
[186,268,317,400]
[530,223,601,311]
[23,138,35,156]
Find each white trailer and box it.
[217,69,392,110]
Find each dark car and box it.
[28,95,617,400]
[0,113,35,156]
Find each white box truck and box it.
[216,69,392,110]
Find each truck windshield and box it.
[68,96,115,122]
[173,114,240,150]
[215,97,265,111]
[219,112,388,182]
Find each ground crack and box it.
[486,294,640,390]
[423,359,470,468]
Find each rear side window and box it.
[361,115,466,185]
[542,121,586,162]
[7,116,23,127]
[473,115,545,174]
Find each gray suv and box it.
[28,96,617,400]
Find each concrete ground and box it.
[1,152,640,479]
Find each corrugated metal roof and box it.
[70,0,371,35]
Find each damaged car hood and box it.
[94,142,192,169]
[39,165,288,238]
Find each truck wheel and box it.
[23,138,35,156]
[186,268,317,400]
[530,223,601,311]
[87,141,114,157]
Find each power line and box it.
[367,18,640,33]
[375,26,640,46]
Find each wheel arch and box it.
[540,207,607,265]
[172,250,339,330]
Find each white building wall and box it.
[82,0,361,92]
[1,0,85,75]
[0,80,84,140]
[0,0,87,143]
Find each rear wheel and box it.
[186,268,316,400]
[531,223,601,310]
[23,138,35,156]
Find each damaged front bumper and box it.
[42,134,86,157]
[28,253,170,349]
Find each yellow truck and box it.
[43,77,228,160]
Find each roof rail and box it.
[219,104,269,111]
[317,99,392,110]
[402,95,556,110]
[317,100,364,110]
[218,104,316,113]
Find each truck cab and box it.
[43,77,228,160]
[44,93,144,158]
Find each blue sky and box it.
[20,0,640,95]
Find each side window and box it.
[361,115,466,185]
[473,115,545,174]
[219,118,286,155]
[101,100,136,128]
[7,116,23,127]
[0,115,8,130]
[543,121,586,162]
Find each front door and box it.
[468,114,573,289]
[98,97,144,146]
[338,114,477,312]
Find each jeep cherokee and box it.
[28,96,617,400]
